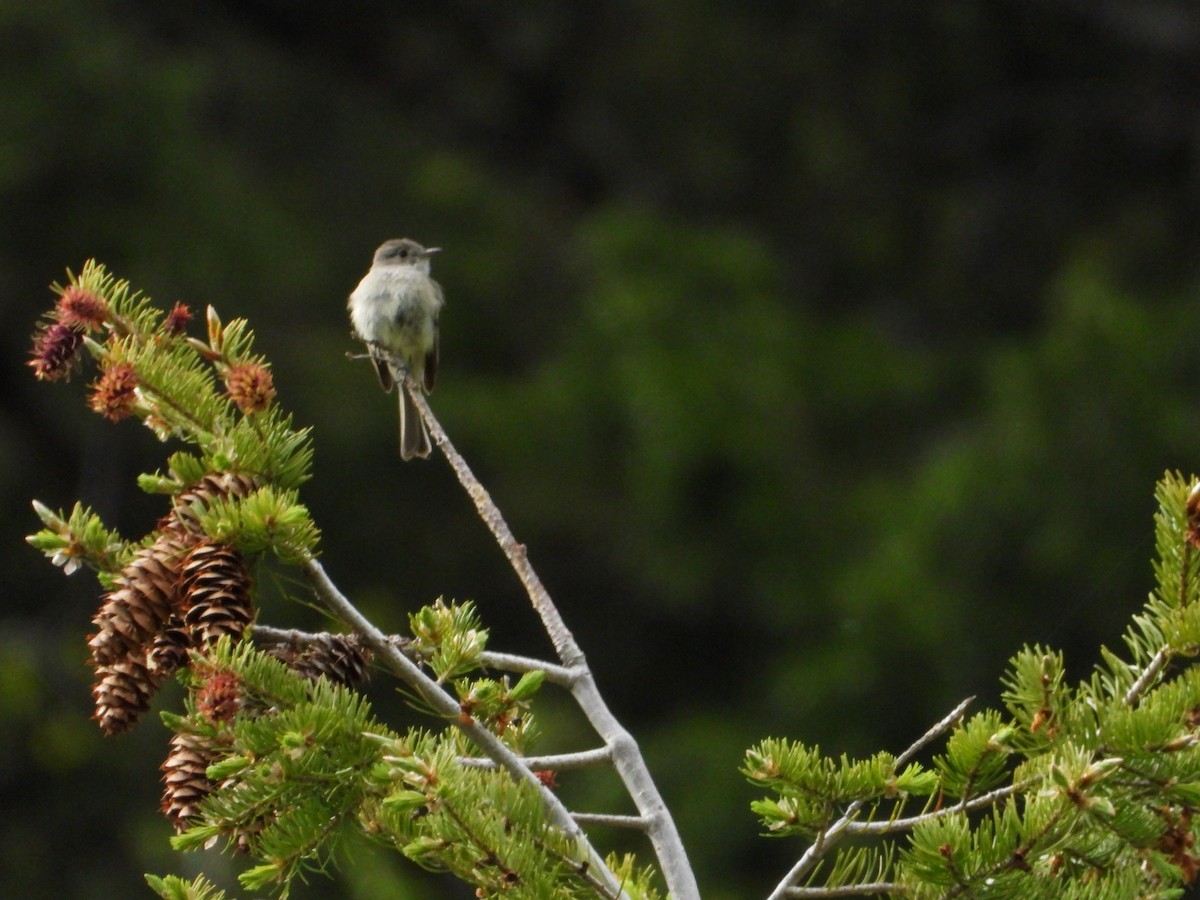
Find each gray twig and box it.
[1125,645,1171,707]
[408,380,702,900]
[459,747,613,771]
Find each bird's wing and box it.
[424,328,438,393]
[424,281,443,393]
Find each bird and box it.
[347,238,444,459]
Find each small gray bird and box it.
[348,238,445,459]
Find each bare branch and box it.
[785,883,905,897]
[1125,645,1171,707]
[251,624,318,644]
[480,650,578,686]
[895,696,975,769]
[251,623,403,652]
[572,813,651,831]
[409,381,702,900]
[460,747,613,771]
[408,379,581,665]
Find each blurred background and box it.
[3,1,1200,897]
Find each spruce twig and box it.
[845,782,1021,836]
[765,696,974,900]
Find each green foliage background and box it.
[2,2,1199,897]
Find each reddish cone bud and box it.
[196,670,241,723]
[164,302,193,337]
[88,363,139,421]
[224,363,276,414]
[29,323,84,381]
[1187,483,1200,549]
[55,285,108,331]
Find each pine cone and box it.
[169,472,260,536]
[270,634,372,686]
[93,650,165,735]
[195,670,241,723]
[89,530,195,666]
[28,321,84,381]
[147,615,193,676]
[181,542,254,647]
[160,731,220,830]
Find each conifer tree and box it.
[28,261,1200,898]
[27,261,676,898]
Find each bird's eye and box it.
[399,249,408,258]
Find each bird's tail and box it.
[399,384,432,460]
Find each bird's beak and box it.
[424,247,442,256]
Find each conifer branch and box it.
[765,696,974,900]
[298,554,629,898]
[845,782,1021,836]
[41,262,1200,898]
[254,623,577,685]
[435,793,618,898]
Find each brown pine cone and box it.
[89,530,195,666]
[147,615,193,676]
[181,542,254,648]
[270,633,373,686]
[168,472,260,536]
[92,650,166,735]
[160,730,220,830]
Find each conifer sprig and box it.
[159,638,627,898]
[29,260,313,489]
[28,262,653,898]
[28,260,319,593]
[145,873,229,900]
[756,471,1200,899]
[27,499,131,579]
